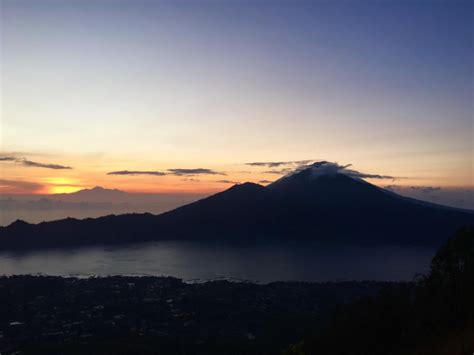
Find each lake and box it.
[0,241,436,282]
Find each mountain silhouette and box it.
[52,186,127,202]
[0,165,472,250]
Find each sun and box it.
[43,177,83,194]
[49,185,83,194]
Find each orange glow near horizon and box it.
[48,185,83,194]
[42,177,84,194]
[0,155,472,196]
[2,172,469,197]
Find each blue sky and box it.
[1,0,473,194]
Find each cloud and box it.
[107,170,166,176]
[384,185,441,194]
[263,168,292,175]
[167,168,226,176]
[18,159,72,170]
[410,186,441,194]
[258,180,272,184]
[246,161,289,168]
[0,156,72,169]
[289,161,396,180]
[382,186,473,209]
[0,179,44,193]
[348,171,395,179]
[108,168,226,177]
[215,179,239,184]
[182,178,200,182]
[246,159,315,168]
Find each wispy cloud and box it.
[258,180,272,184]
[0,156,72,170]
[410,186,441,194]
[108,168,226,177]
[246,159,315,168]
[384,185,438,192]
[107,168,227,177]
[215,179,239,184]
[350,171,395,179]
[263,168,292,175]
[19,159,72,170]
[182,178,200,182]
[168,168,226,176]
[107,170,166,176]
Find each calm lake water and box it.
[0,241,436,282]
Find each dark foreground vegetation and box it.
[0,276,386,355]
[285,227,474,355]
[0,228,472,355]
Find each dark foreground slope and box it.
[284,227,474,355]
[0,276,387,355]
[0,169,472,250]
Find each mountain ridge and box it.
[1,167,472,250]
[52,186,127,202]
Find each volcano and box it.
[0,163,472,250]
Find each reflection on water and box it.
[0,241,436,282]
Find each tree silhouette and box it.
[284,227,474,355]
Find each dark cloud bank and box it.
[19,159,72,170]
[108,168,226,177]
[108,170,166,176]
[167,168,226,176]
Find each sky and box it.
[0,0,473,196]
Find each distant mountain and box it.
[0,165,472,250]
[52,186,127,202]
